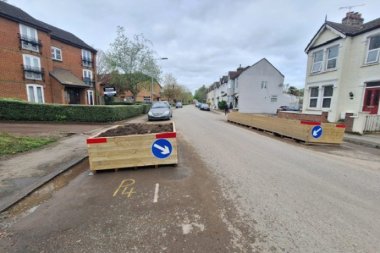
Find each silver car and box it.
[148,101,172,121]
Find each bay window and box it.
[308,85,334,109]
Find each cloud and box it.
[10,0,380,92]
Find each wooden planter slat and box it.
[227,112,345,144]
[87,122,178,171]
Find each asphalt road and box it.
[1,106,380,253]
[175,106,380,253]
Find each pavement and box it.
[344,132,380,149]
[0,117,379,213]
[0,121,115,212]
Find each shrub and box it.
[0,99,147,122]
[218,100,228,110]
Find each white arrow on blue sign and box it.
[311,125,323,139]
[152,139,172,159]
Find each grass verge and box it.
[0,133,57,156]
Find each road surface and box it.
[175,106,380,252]
[1,106,379,252]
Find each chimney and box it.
[237,64,243,71]
[342,12,364,27]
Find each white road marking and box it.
[153,183,159,203]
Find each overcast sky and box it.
[9,0,380,92]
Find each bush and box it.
[0,99,148,122]
[218,100,228,110]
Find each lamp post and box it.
[151,57,168,103]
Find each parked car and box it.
[200,103,210,111]
[148,101,172,121]
[176,102,183,108]
[195,102,201,108]
[278,105,300,111]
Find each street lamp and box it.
[151,57,168,103]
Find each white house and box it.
[207,78,229,109]
[238,58,297,114]
[227,66,248,109]
[303,12,380,123]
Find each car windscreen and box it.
[152,103,168,109]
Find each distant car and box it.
[148,101,172,121]
[200,103,210,111]
[195,102,201,108]
[278,105,300,111]
[176,102,183,108]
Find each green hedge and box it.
[0,99,148,122]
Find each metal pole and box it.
[151,57,168,103]
[151,75,153,103]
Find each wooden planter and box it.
[227,112,345,144]
[86,123,178,171]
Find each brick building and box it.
[98,74,162,103]
[0,2,97,105]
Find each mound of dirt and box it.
[98,123,173,137]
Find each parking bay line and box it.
[153,183,159,203]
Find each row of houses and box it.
[207,11,380,131]
[207,58,298,114]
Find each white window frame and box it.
[271,95,278,102]
[321,85,334,108]
[82,49,92,67]
[309,87,319,108]
[51,47,62,61]
[308,85,334,110]
[261,81,267,89]
[311,50,323,73]
[87,90,94,105]
[26,84,45,103]
[19,24,39,52]
[83,69,93,85]
[310,44,340,74]
[326,45,339,70]
[23,54,42,80]
[365,35,380,64]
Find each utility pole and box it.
[151,57,168,103]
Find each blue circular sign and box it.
[152,139,173,159]
[311,125,323,139]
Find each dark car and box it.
[148,101,172,121]
[278,105,300,111]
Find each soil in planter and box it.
[98,123,173,137]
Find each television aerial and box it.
[339,4,365,12]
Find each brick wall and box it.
[277,111,329,123]
[344,113,354,132]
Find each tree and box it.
[287,86,300,96]
[96,49,110,84]
[193,85,207,103]
[162,73,179,103]
[106,26,160,101]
